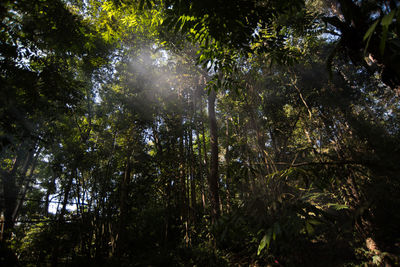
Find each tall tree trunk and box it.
[116,158,131,257]
[194,87,207,211]
[2,144,32,238]
[44,174,57,217]
[13,146,41,221]
[189,126,196,221]
[208,89,220,222]
[201,116,209,211]
[2,168,18,239]
[199,98,209,212]
[181,129,190,246]
[51,168,75,267]
[196,130,207,211]
[179,129,187,222]
[225,118,231,212]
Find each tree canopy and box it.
[1,0,400,266]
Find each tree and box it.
[0,0,108,260]
[322,0,400,91]
[2,0,400,266]
[207,88,220,221]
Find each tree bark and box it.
[51,169,75,267]
[2,144,32,238]
[189,126,196,220]
[208,89,220,222]
[116,158,131,257]
[225,118,231,212]
[179,129,188,222]
[12,146,41,221]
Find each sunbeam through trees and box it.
[1,0,400,266]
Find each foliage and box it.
[1,0,400,266]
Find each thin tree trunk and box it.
[196,128,206,211]
[189,126,196,221]
[44,173,57,217]
[13,146,42,221]
[2,145,31,238]
[51,168,75,267]
[116,158,131,257]
[197,93,208,211]
[179,130,187,221]
[201,118,209,210]
[208,89,220,222]
[225,118,231,212]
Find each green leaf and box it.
[257,229,272,255]
[199,53,206,63]
[329,203,349,210]
[381,9,396,27]
[363,19,380,41]
[307,219,322,225]
[363,19,379,54]
[305,221,314,235]
[372,255,382,265]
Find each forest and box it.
[1,0,400,266]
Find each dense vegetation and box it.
[1,0,400,266]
